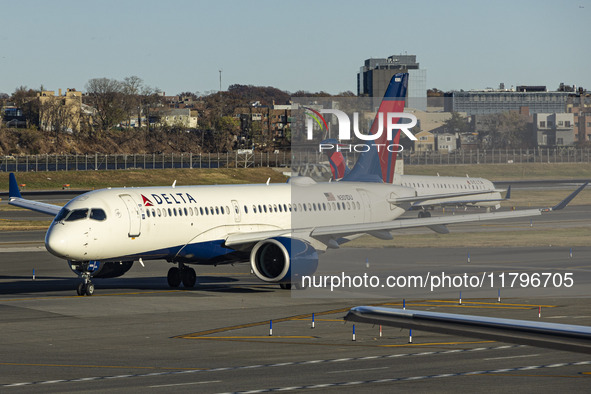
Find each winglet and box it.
[550,182,587,211]
[8,173,22,199]
[505,185,511,200]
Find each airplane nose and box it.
[45,225,70,258]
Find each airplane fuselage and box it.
[44,179,413,264]
[393,174,502,208]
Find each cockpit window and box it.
[65,208,89,222]
[54,208,70,222]
[90,209,107,221]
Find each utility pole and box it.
[219,69,222,92]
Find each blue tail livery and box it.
[341,72,408,183]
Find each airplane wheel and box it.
[181,267,197,288]
[77,282,85,296]
[424,211,431,218]
[418,211,424,218]
[279,283,291,290]
[167,267,181,287]
[85,283,95,296]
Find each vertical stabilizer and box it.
[341,73,408,183]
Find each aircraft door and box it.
[119,194,142,237]
[231,200,241,223]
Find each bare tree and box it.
[122,75,143,127]
[85,78,125,133]
[11,86,39,128]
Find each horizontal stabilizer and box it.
[7,173,62,216]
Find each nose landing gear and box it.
[76,270,95,296]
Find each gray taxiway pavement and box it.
[1,243,591,392]
[1,185,591,392]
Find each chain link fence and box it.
[0,151,291,172]
[1,148,590,173]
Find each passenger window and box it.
[184,208,188,216]
[274,204,277,212]
[163,209,167,217]
[253,205,257,213]
[205,207,209,215]
[278,205,282,212]
[215,207,220,215]
[303,204,307,212]
[146,210,151,218]
[312,203,317,211]
[244,205,248,214]
[65,209,89,222]
[263,205,267,213]
[90,209,107,221]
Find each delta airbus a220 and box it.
[7,73,586,295]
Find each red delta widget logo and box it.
[305,108,417,153]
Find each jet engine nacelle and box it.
[68,260,134,278]
[250,237,318,283]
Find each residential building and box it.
[37,88,85,132]
[567,94,591,143]
[414,130,435,152]
[234,103,291,138]
[157,108,198,128]
[2,106,26,127]
[437,133,458,153]
[533,113,575,147]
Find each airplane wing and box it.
[344,306,591,354]
[7,173,62,216]
[224,183,586,248]
[311,182,586,240]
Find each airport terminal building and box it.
[444,88,570,116]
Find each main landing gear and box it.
[418,210,431,218]
[167,263,197,288]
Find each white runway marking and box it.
[149,380,221,388]
[484,354,540,361]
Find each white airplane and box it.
[7,73,587,295]
[323,142,511,217]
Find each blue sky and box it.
[0,0,589,95]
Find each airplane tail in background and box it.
[320,138,351,180]
[341,72,408,183]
